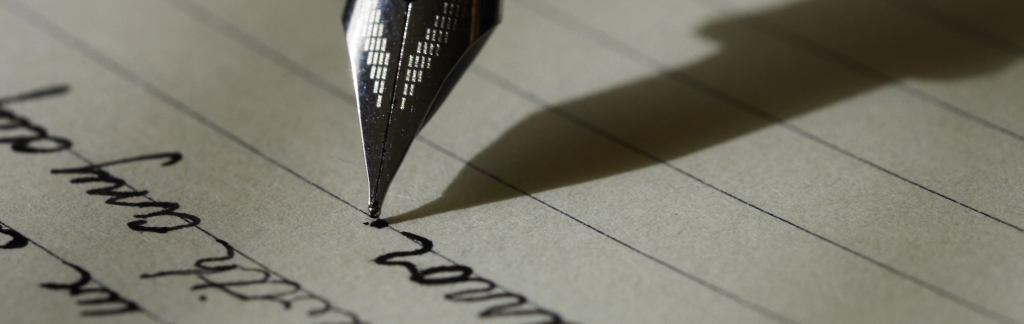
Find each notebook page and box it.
[0,0,1021,323]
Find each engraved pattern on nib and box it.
[347,0,500,220]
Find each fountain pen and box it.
[343,0,502,218]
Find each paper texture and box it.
[0,0,1022,323]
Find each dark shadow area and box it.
[387,0,1024,223]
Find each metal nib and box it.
[343,0,501,218]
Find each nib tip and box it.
[368,200,382,219]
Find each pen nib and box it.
[343,0,501,218]
[368,198,382,219]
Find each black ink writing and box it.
[376,231,567,324]
[1,85,360,322]
[51,153,200,233]
[0,224,29,249]
[0,86,197,233]
[0,223,142,318]
[0,85,72,154]
[41,262,142,317]
[142,238,363,324]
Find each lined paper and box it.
[0,0,1022,323]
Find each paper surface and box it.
[0,0,1022,323]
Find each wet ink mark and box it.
[41,262,142,317]
[376,231,568,323]
[142,238,363,324]
[51,153,201,233]
[364,219,390,228]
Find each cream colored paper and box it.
[0,0,1022,323]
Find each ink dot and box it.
[199,295,207,302]
[368,219,389,229]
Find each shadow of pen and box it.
[386,0,1024,224]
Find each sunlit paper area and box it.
[0,0,1022,323]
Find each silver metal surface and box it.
[343,0,501,218]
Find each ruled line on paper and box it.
[415,137,799,324]
[510,1,1022,322]
[519,0,1024,235]
[874,0,1022,55]
[694,0,1024,144]
[467,64,1020,324]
